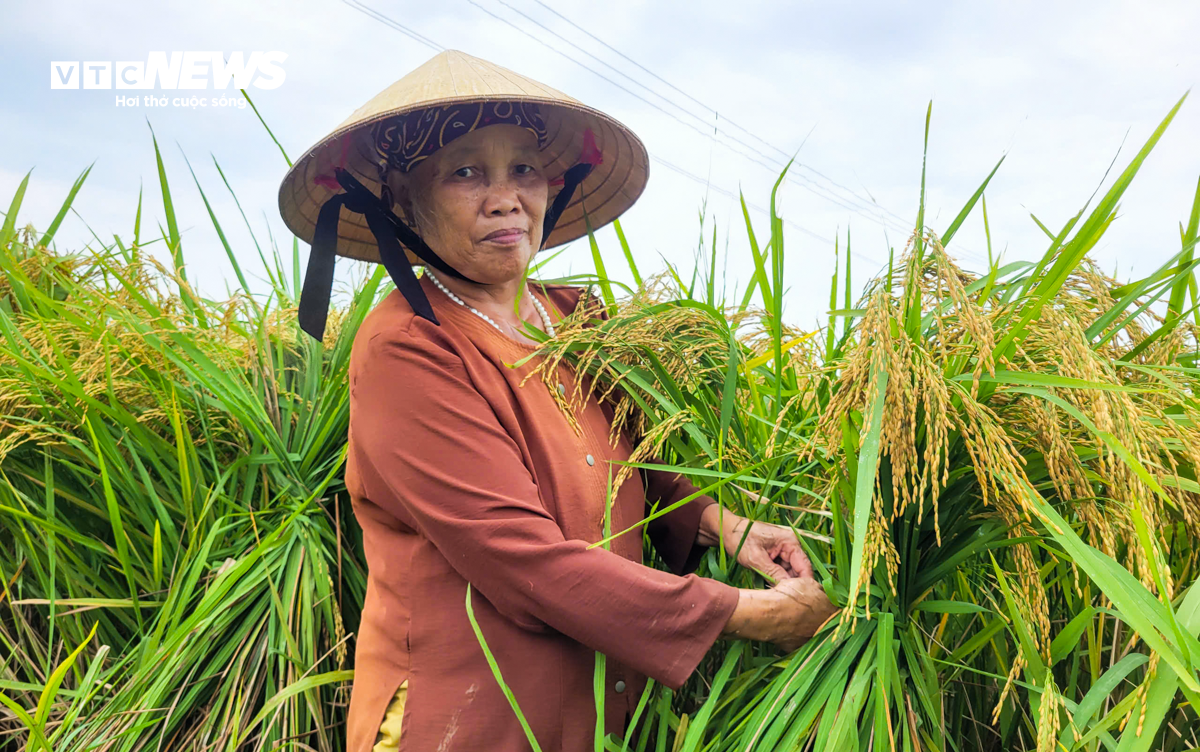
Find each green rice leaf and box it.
[847,358,888,610]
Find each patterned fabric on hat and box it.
[372,101,548,174]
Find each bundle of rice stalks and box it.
[525,96,1200,751]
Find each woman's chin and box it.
[480,237,530,254]
[473,244,535,279]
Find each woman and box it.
[278,50,836,752]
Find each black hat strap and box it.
[540,162,594,251]
[299,163,593,343]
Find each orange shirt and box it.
[344,274,740,752]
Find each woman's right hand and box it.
[720,578,839,652]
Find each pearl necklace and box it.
[424,268,556,340]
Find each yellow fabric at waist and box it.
[372,680,409,752]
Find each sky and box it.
[3,0,1198,331]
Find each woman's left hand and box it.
[699,506,814,583]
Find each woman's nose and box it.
[484,179,522,215]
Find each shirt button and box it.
[586,454,595,466]
[557,383,566,394]
[614,680,626,693]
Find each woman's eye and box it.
[514,164,535,175]
[453,166,475,178]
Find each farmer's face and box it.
[403,124,549,285]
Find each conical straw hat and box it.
[278,49,649,264]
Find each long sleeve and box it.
[642,462,719,575]
[349,329,738,689]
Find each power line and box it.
[344,0,902,240]
[461,0,890,270]
[340,0,888,272]
[476,0,910,234]
[343,0,991,271]
[346,0,793,205]
[466,0,890,226]
[530,0,789,161]
[505,0,994,269]
[493,0,828,185]
[343,0,444,52]
[526,0,918,235]
[497,0,912,233]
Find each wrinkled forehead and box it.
[371,101,548,175]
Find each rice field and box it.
[2,93,1200,751]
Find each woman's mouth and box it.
[482,228,525,245]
